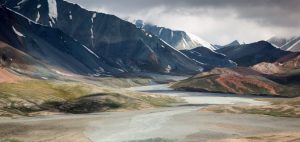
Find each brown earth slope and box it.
[172,54,300,97]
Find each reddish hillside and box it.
[0,68,21,83]
[253,53,300,74]
[172,52,300,97]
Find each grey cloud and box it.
[66,0,300,44]
[68,0,300,27]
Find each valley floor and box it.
[1,84,300,142]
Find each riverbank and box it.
[1,84,300,142]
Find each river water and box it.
[85,84,276,142]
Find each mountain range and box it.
[133,20,216,50]
[0,0,297,81]
[180,47,237,69]
[172,52,300,97]
[0,0,244,76]
[213,40,241,50]
[268,36,300,52]
[216,41,291,66]
[0,0,206,75]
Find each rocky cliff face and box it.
[1,0,202,74]
[0,6,121,77]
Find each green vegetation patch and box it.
[0,80,182,117]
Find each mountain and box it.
[133,20,216,50]
[180,47,237,70]
[172,53,300,97]
[252,52,300,75]
[268,36,300,52]
[1,0,202,74]
[216,41,291,66]
[224,40,240,47]
[213,40,240,50]
[0,6,121,78]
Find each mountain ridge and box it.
[1,0,204,74]
[133,19,216,50]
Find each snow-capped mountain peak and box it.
[186,32,216,50]
[131,19,215,50]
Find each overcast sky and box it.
[67,0,300,45]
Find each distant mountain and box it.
[133,20,216,50]
[1,0,203,74]
[172,53,300,97]
[268,36,300,52]
[180,47,237,70]
[252,52,300,75]
[213,40,240,50]
[216,41,291,66]
[224,40,240,47]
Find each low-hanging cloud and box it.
[67,0,300,44]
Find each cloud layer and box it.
[67,0,300,44]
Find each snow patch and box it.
[91,13,97,23]
[12,26,25,37]
[69,11,72,20]
[165,65,172,73]
[37,4,41,9]
[17,0,28,5]
[35,12,40,22]
[158,28,163,35]
[47,0,58,24]
[90,13,97,40]
[82,44,100,59]
[53,70,73,77]
[187,32,215,50]
[41,77,48,80]
[287,39,300,51]
[182,38,189,49]
[160,39,202,66]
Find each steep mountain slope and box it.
[216,41,291,66]
[1,0,202,74]
[180,47,237,70]
[172,54,300,97]
[0,40,53,79]
[134,20,216,50]
[268,36,300,52]
[0,6,121,77]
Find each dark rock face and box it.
[180,47,237,70]
[134,20,216,50]
[216,41,291,66]
[1,0,202,74]
[0,6,120,76]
